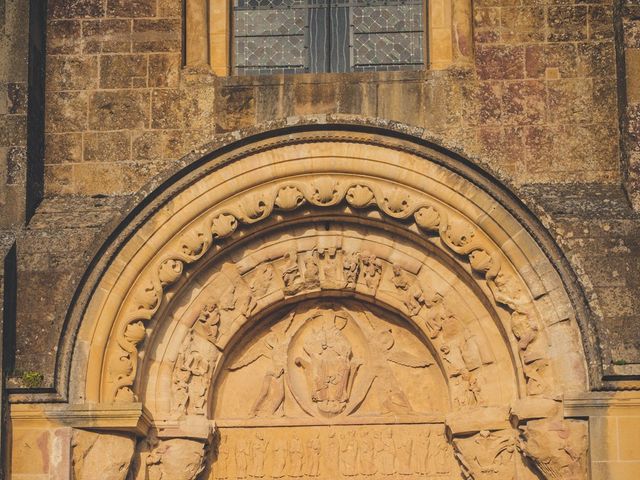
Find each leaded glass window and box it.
[233,0,425,75]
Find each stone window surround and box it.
[185,0,474,75]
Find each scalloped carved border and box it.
[107,177,547,403]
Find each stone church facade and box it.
[1,1,640,479]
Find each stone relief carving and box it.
[452,430,518,480]
[282,250,303,296]
[227,312,295,417]
[391,265,426,316]
[142,436,208,480]
[367,325,432,415]
[318,247,342,289]
[171,303,222,418]
[518,419,588,480]
[72,430,135,480]
[212,426,452,479]
[342,251,360,290]
[108,177,553,408]
[225,304,435,420]
[250,263,276,298]
[359,251,383,292]
[295,313,361,416]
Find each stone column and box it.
[451,0,474,66]
[185,0,209,67]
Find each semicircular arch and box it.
[68,131,589,409]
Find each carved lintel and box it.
[518,418,588,480]
[510,398,562,425]
[155,416,215,440]
[446,407,511,436]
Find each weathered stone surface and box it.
[49,0,104,19]
[46,91,89,132]
[83,131,131,163]
[133,19,181,53]
[82,19,132,54]
[3,2,640,479]
[99,55,148,89]
[72,430,135,480]
[47,55,99,91]
[88,90,149,130]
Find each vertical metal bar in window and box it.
[423,0,429,68]
[330,0,350,72]
[309,0,330,73]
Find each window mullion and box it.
[308,0,330,73]
[329,0,350,73]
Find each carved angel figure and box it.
[369,328,432,414]
[227,313,294,417]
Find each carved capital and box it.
[451,429,518,480]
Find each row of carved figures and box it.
[213,428,452,479]
[168,246,551,419]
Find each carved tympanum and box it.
[219,301,437,421]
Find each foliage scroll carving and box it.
[107,178,550,403]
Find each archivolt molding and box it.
[58,135,593,480]
[100,173,573,405]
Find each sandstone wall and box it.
[44,0,620,195]
[0,0,637,421]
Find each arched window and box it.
[185,0,473,76]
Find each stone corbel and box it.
[131,416,214,480]
[510,398,588,480]
[517,418,588,480]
